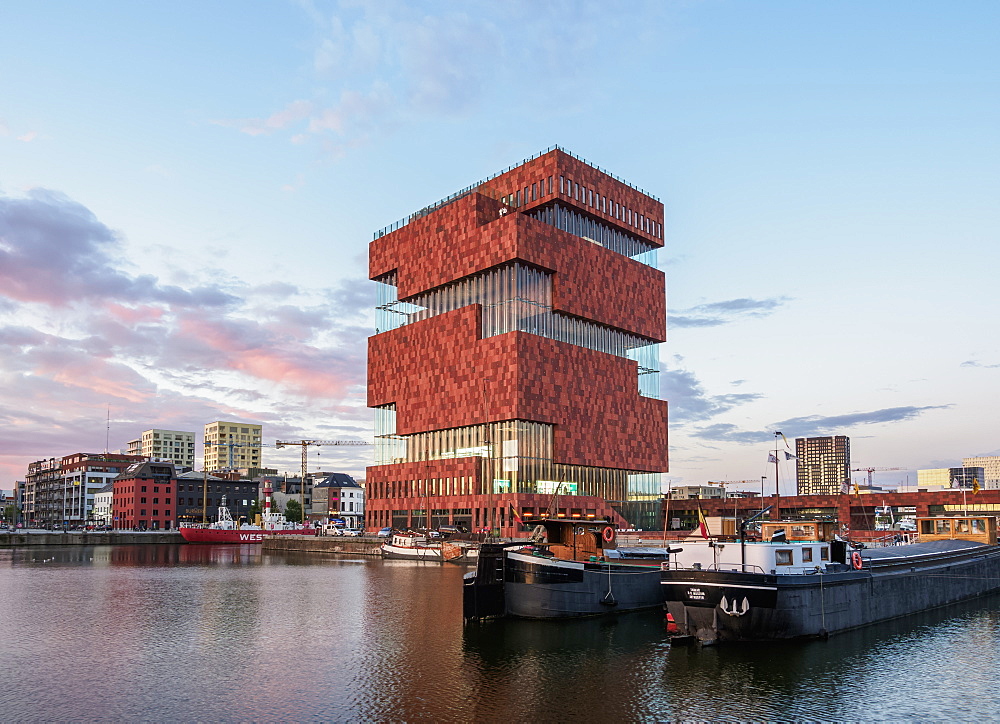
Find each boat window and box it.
[920,519,935,535]
[775,549,793,566]
[802,548,813,562]
[935,520,952,534]
[956,520,971,533]
[972,519,986,533]
[820,548,829,561]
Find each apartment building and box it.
[204,421,262,472]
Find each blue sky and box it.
[1,0,998,492]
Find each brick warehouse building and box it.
[665,490,1000,534]
[112,460,178,530]
[366,147,669,536]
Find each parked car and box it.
[377,527,392,538]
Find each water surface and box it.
[2,544,999,721]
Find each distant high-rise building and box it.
[127,429,196,469]
[795,436,851,495]
[204,421,262,472]
[962,456,1000,489]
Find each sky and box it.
[1,0,998,494]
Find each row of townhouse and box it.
[22,453,365,531]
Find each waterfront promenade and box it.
[0,529,182,547]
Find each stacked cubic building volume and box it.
[366,148,669,535]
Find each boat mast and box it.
[773,431,782,519]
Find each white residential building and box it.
[128,429,197,470]
[93,482,114,525]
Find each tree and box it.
[283,499,302,523]
[247,499,262,522]
[2,504,17,526]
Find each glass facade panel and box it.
[373,418,659,504]
[524,203,658,268]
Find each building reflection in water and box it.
[3,546,1000,721]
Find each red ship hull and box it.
[179,527,317,544]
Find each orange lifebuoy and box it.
[851,551,863,570]
[602,526,615,543]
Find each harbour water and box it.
[2,544,1000,721]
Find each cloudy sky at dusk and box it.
[1,1,998,493]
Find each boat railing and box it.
[659,561,770,574]
[864,532,919,548]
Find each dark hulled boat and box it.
[463,516,670,621]
[661,515,1000,643]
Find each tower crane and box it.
[274,440,373,524]
[204,439,267,472]
[851,467,906,489]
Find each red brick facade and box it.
[370,194,666,341]
[668,490,1000,533]
[112,462,177,530]
[367,149,668,534]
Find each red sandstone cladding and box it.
[368,306,668,472]
[474,148,664,247]
[370,193,665,342]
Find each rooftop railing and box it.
[373,145,660,240]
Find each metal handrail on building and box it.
[373,145,661,240]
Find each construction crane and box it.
[851,467,906,488]
[204,439,266,471]
[274,440,373,524]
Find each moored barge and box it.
[463,516,671,620]
[661,515,1000,642]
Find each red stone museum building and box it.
[365,147,669,536]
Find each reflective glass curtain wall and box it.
[372,413,643,503]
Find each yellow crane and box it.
[851,467,906,489]
[274,440,372,524]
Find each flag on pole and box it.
[697,504,709,539]
[775,431,790,448]
[784,451,797,460]
[509,503,524,526]
[973,478,981,494]
[853,481,861,497]
[768,453,778,464]
[840,482,851,495]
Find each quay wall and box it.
[0,531,183,547]
[263,535,384,556]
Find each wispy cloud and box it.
[690,405,951,444]
[0,189,237,308]
[961,360,1000,369]
[661,367,762,424]
[213,1,658,155]
[0,189,373,482]
[670,297,788,328]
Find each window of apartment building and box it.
[141,498,147,504]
